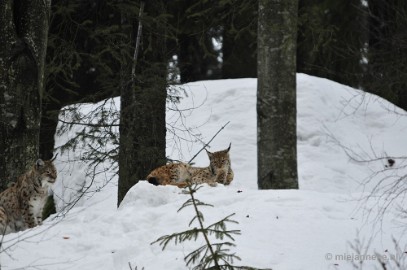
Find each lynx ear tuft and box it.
[226,142,231,152]
[205,148,213,157]
[36,159,45,168]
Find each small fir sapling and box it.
[152,183,272,270]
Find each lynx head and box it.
[205,143,232,174]
[35,155,58,187]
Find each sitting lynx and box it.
[146,144,234,188]
[0,158,57,235]
[190,144,234,186]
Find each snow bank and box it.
[2,74,407,270]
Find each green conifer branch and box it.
[152,183,272,270]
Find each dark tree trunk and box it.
[363,0,407,110]
[257,0,298,189]
[0,0,50,190]
[178,32,220,83]
[168,0,221,83]
[118,1,167,205]
[40,0,123,160]
[297,0,364,88]
[222,2,257,79]
[39,104,61,160]
[222,29,257,78]
[178,34,208,83]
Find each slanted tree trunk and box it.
[0,0,50,191]
[257,0,298,189]
[118,1,167,205]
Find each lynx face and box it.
[0,157,58,235]
[198,143,233,185]
[36,159,58,187]
[206,145,231,175]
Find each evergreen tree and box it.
[41,0,124,159]
[297,0,365,88]
[168,0,259,82]
[168,0,221,83]
[153,184,271,270]
[222,1,257,79]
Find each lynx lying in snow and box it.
[147,144,234,188]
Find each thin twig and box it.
[188,121,230,164]
[58,119,119,128]
[131,1,144,88]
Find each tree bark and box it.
[257,0,298,189]
[0,0,50,190]
[118,1,167,205]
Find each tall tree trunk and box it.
[257,0,298,189]
[222,1,257,79]
[297,0,364,88]
[178,34,208,83]
[222,29,257,79]
[363,0,407,110]
[178,32,220,83]
[118,1,167,205]
[40,0,123,160]
[0,0,50,190]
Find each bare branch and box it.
[188,121,230,164]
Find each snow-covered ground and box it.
[2,74,407,270]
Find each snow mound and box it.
[2,74,407,270]
[119,181,184,209]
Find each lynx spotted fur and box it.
[0,158,57,235]
[147,144,233,188]
[146,162,192,187]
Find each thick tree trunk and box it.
[0,0,50,190]
[257,0,298,189]
[118,1,167,205]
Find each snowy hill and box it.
[2,74,407,270]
